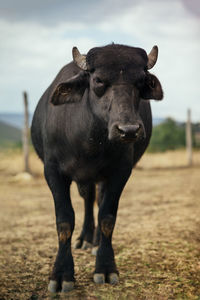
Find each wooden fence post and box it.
[23,91,30,173]
[186,108,192,166]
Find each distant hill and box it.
[0,113,33,129]
[0,121,22,147]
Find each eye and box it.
[93,77,106,97]
[95,77,103,84]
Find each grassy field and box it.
[0,149,200,299]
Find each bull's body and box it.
[32,62,152,182]
[31,44,163,292]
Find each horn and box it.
[72,47,87,70]
[147,45,158,69]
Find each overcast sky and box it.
[0,0,200,121]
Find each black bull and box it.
[31,44,163,292]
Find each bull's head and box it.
[51,44,163,142]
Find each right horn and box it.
[72,47,87,71]
[147,45,158,69]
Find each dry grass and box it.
[0,149,200,299]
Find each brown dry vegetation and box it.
[0,149,200,300]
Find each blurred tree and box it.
[148,118,185,152]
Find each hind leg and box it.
[74,183,95,250]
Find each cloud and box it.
[181,0,200,17]
[0,19,95,112]
[0,0,140,25]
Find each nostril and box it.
[117,125,126,135]
[116,126,126,138]
[133,124,141,136]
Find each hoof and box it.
[74,238,82,249]
[61,281,75,293]
[91,246,98,256]
[82,240,93,250]
[48,280,58,293]
[93,273,105,284]
[108,273,119,285]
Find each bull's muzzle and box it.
[116,123,145,142]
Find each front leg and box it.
[94,167,132,284]
[44,162,75,293]
[92,182,105,256]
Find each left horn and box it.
[147,45,158,69]
[72,47,87,70]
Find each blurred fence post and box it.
[23,91,30,173]
[186,108,192,166]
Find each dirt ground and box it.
[0,150,200,300]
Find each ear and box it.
[140,73,163,101]
[51,72,88,105]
